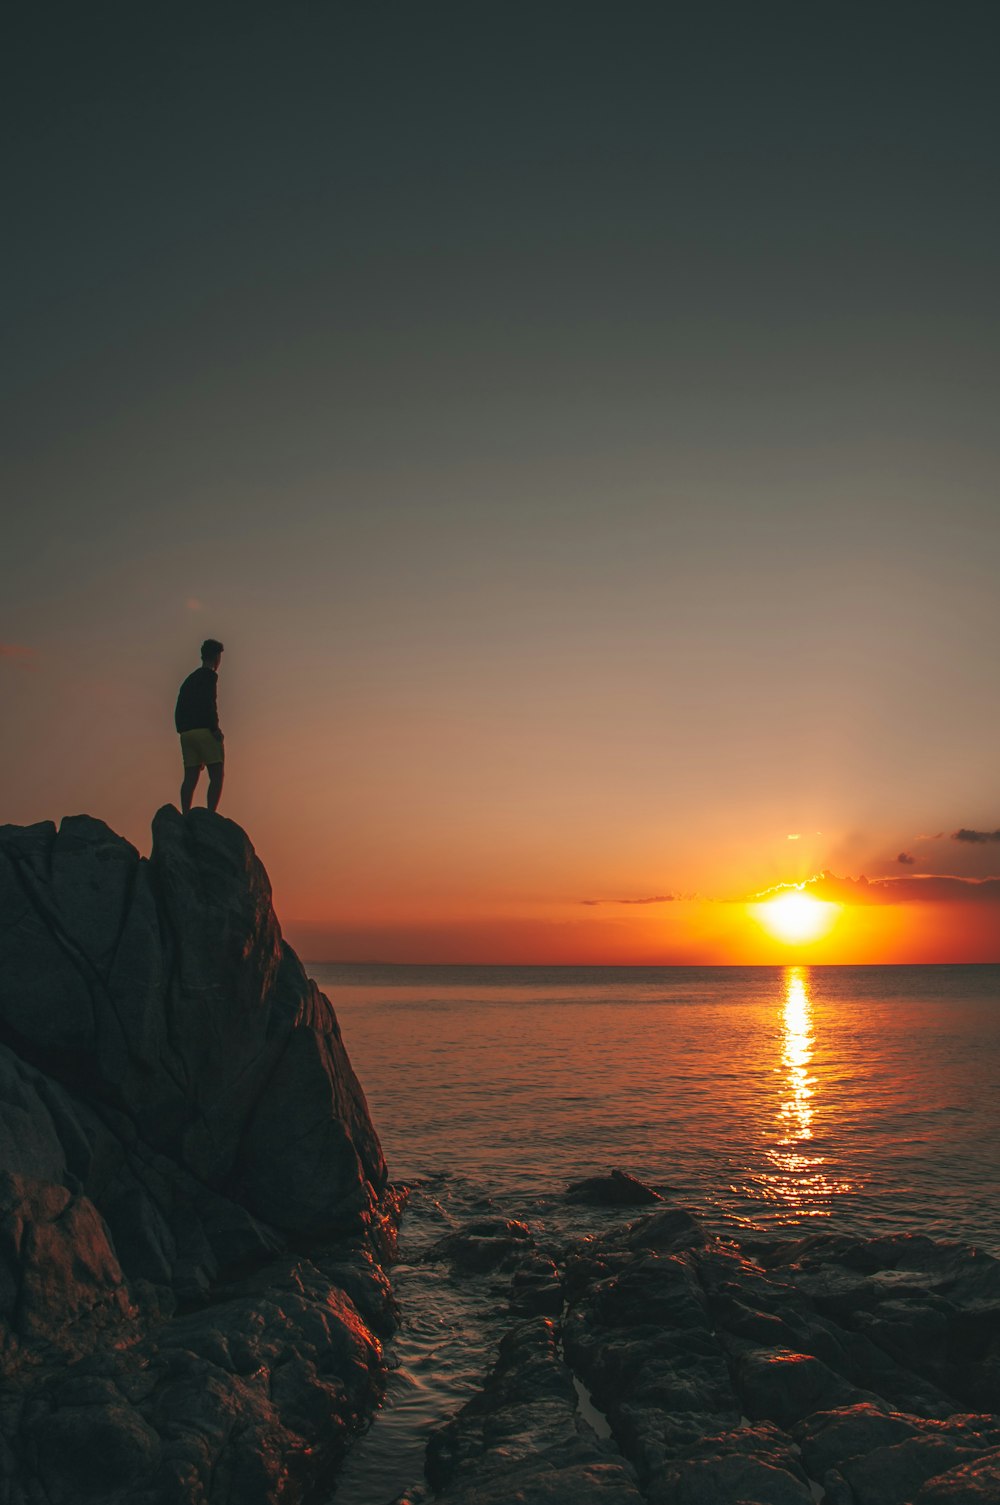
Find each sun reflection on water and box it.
[779,968,814,1148]
[748,966,856,1220]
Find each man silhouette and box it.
[175,639,225,813]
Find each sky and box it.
[4,3,999,963]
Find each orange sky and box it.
[3,626,999,964]
[2,622,999,964]
[4,9,999,965]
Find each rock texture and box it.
[425,1319,643,1505]
[565,1170,664,1208]
[421,1205,1000,1505]
[0,808,399,1504]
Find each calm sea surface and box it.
[311,963,1000,1505]
[313,962,1000,1248]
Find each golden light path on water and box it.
[756,966,856,1218]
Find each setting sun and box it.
[754,890,840,945]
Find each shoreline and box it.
[338,1175,1000,1505]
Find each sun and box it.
[754,890,839,945]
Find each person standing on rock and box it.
[175,639,225,813]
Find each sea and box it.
[308,962,1000,1505]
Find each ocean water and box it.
[314,962,1000,1248]
[312,963,1000,1504]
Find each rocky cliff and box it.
[0,807,399,1504]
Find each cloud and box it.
[952,828,1000,844]
[806,871,1000,905]
[0,643,37,668]
[787,833,800,841]
[580,894,677,907]
[896,852,915,865]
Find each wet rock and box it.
[510,1253,564,1316]
[425,1216,533,1273]
[552,1223,1000,1504]
[627,1205,707,1253]
[425,1318,643,1504]
[654,1451,812,1505]
[566,1170,664,1207]
[564,1247,741,1489]
[837,1434,985,1505]
[794,1402,924,1476]
[735,1347,883,1429]
[631,1419,812,1505]
[794,1405,1000,1504]
[915,1448,1000,1502]
[772,1235,1000,1414]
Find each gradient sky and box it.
[5,4,999,962]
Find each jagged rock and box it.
[0,808,397,1504]
[510,1253,564,1316]
[566,1170,664,1207]
[424,1216,533,1273]
[563,1235,742,1490]
[793,1402,1000,1485]
[627,1204,707,1253]
[0,1172,136,1363]
[653,1450,812,1505]
[425,1318,643,1503]
[736,1347,882,1428]
[794,1402,924,1475]
[0,809,385,1236]
[838,1434,986,1505]
[552,1225,1000,1505]
[915,1448,1000,1501]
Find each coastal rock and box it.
[566,1170,664,1207]
[424,1215,1000,1505]
[424,1216,534,1273]
[0,808,397,1504]
[0,809,386,1235]
[735,1347,882,1428]
[915,1448,1000,1502]
[0,1169,135,1360]
[425,1317,643,1504]
[627,1204,708,1253]
[510,1252,564,1316]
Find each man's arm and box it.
[209,672,223,740]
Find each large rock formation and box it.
[418,1204,1000,1505]
[0,807,398,1504]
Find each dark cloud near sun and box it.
[952,828,1000,844]
[896,852,915,865]
[581,894,676,907]
[806,872,1000,905]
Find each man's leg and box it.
[181,766,201,813]
[207,762,224,812]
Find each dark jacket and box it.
[175,666,221,735]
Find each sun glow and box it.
[755,890,839,945]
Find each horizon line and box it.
[303,957,1000,969]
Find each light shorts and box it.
[179,728,224,769]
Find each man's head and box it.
[201,638,224,670]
